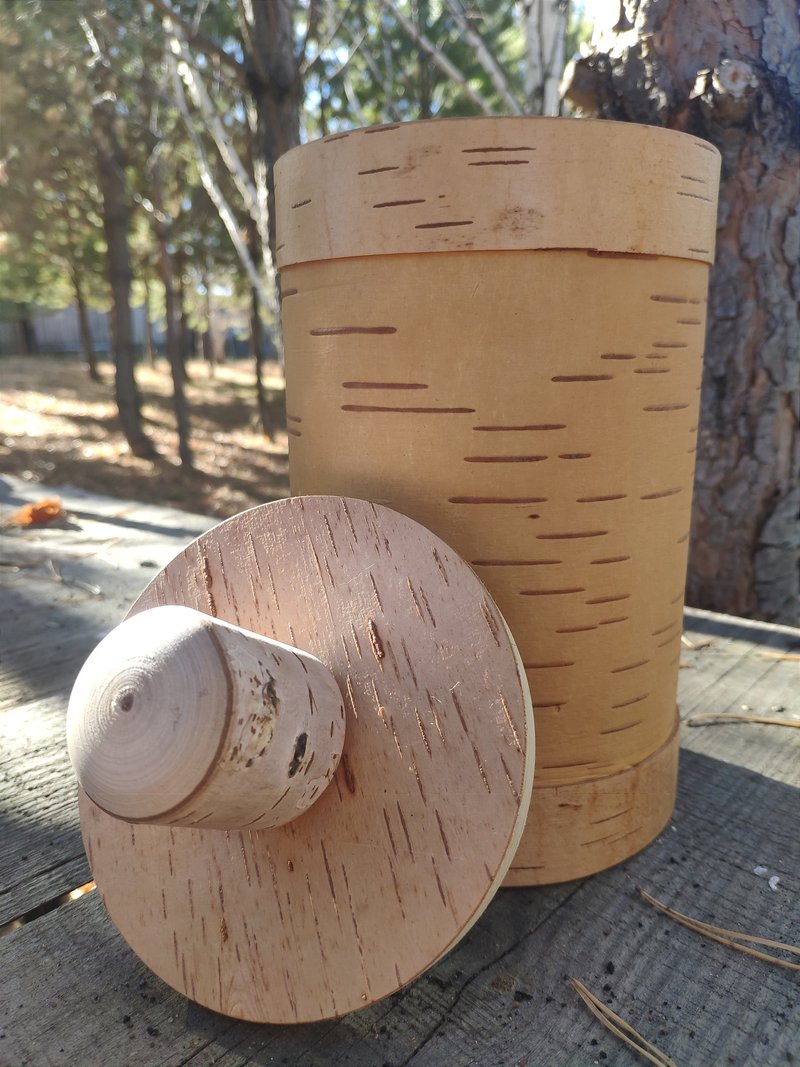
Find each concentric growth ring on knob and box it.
[77,496,534,1023]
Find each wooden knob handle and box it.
[67,605,345,829]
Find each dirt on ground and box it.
[0,355,290,518]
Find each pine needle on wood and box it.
[758,651,800,661]
[638,889,800,971]
[686,713,800,729]
[570,978,678,1067]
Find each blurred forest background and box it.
[0,0,797,624]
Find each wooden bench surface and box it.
[1,474,797,1066]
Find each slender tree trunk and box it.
[142,269,158,367]
[174,246,192,380]
[563,0,800,623]
[15,305,36,355]
[152,174,193,469]
[93,99,155,459]
[250,282,273,440]
[71,266,101,383]
[524,0,570,116]
[201,267,217,377]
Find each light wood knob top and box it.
[67,605,345,829]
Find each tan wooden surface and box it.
[277,118,721,884]
[1,475,798,1065]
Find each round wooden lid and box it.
[275,117,720,269]
[79,497,534,1023]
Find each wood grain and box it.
[78,497,534,1023]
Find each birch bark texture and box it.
[275,117,720,885]
[564,0,800,624]
[77,497,534,1022]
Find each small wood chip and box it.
[686,713,800,729]
[638,888,800,970]
[681,634,713,650]
[570,978,678,1067]
[1,497,65,528]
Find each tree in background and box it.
[565,0,799,623]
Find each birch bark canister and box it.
[275,117,720,885]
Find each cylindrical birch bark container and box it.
[275,118,720,885]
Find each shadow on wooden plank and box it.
[0,750,797,1066]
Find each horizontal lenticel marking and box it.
[598,616,628,626]
[291,199,311,208]
[677,191,714,202]
[448,495,550,503]
[342,381,428,390]
[600,721,642,735]
[472,559,562,566]
[343,405,475,414]
[415,220,475,229]
[577,494,626,503]
[635,368,671,374]
[552,374,613,382]
[310,326,397,336]
[586,593,631,604]
[364,124,401,133]
[461,146,535,153]
[643,403,690,412]
[467,160,530,166]
[537,530,608,539]
[591,556,630,565]
[645,354,670,360]
[287,428,302,438]
[653,342,689,349]
[556,624,598,633]
[449,496,548,504]
[640,486,683,500]
[373,199,427,208]
[519,587,585,596]
[677,530,690,544]
[611,693,650,709]
[610,659,649,673]
[281,287,298,298]
[688,248,711,254]
[287,414,302,423]
[650,294,702,304]
[601,353,636,360]
[464,454,548,463]
[523,661,576,669]
[533,700,568,709]
[677,318,702,325]
[681,174,708,183]
[473,423,566,431]
[358,166,401,174]
[325,132,350,142]
[559,453,591,459]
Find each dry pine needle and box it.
[570,978,678,1067]
[686,713,800,729]
[638,889,800,970]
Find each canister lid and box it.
[275,117,719,268]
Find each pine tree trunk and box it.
[142,269,158,367]
[250,282,273,441]
[563,0,800,623]
[152,173,193,469]
[93,99,156,459]
[240,0,301,272]
[71,266,101,383]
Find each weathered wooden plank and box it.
[1,748,796,1066]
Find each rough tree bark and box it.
[151,166,193,469]
[564,0,800,623]
[92,96,156,459]
[239,0,302,270]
